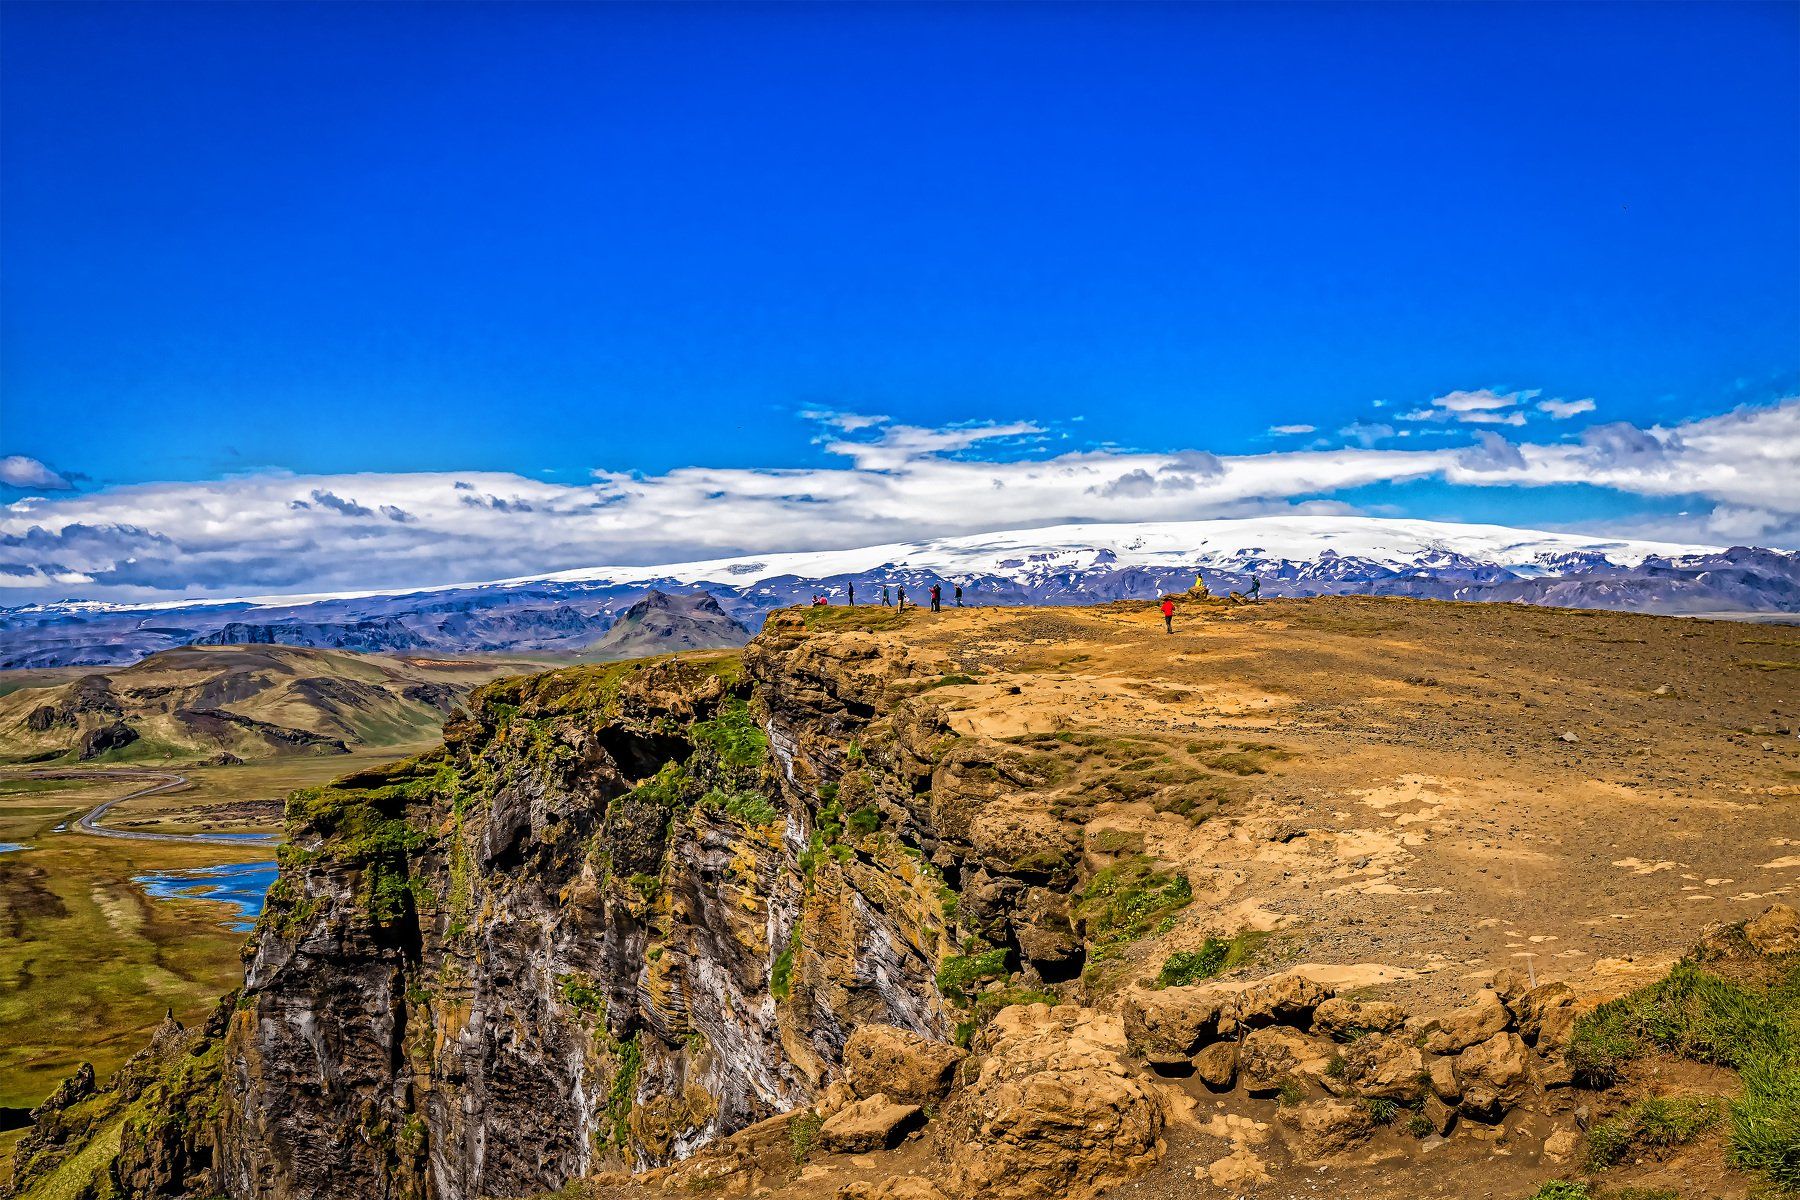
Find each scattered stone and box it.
[1427,1055,1461,1103]
[821,1094,924,1153]
[1421,1093,1456,1136]
[838,1179,949,1200]
[1205,1148,1271,1188]
[1559,731,1579,744]
[843,1025,966,1107]
[1542,1128,1581,1162]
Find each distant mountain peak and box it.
[582,589,752,660]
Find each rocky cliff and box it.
[11,609,1096,1199]
[9,598,1797,1200]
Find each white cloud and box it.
[0,455,73,490]
[3,400,1795,601]
[1538,397,1597,420]
[1269,424,1316,435]
[1401,386,1593,427]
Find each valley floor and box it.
[0,746,433,1177]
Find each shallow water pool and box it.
[134,860,278,932]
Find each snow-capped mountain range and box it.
[2,516,1793,669]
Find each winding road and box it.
[25,768,278,846]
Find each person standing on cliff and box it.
[930,584,942,612]
[881,585,892,606]
[954,583,963,607]
[1161,596,1175,633]
[897,586,906,610]
[847,581,855,606]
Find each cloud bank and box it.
[2,399,1796,602]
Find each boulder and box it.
[1339,1033,1425,1102]
[1515,982,1577,1050]
[1014,888,1082,975]
[1239,1027,1323,1097]
[1192,1041,1238,1091]
[1420,990,1511,1055]
[1745,904,1800,955]
[1427,1055,1462,1103]
[1278,1099,1374,1161]
[940,1005,1162,1200]
[1236,972,1333,1029]
[821,1093,924,1153]
[1122,984,1233,1060]
[1454,1032,1533,1121]
[1312,997,1406,1041]
[843,1025,965,1107]
[1421,1093,1456,1136]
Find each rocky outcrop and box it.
[21,613,1128,1199]
[938,1005,1163,1200]
[77,719,139,758]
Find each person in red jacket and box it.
[1161,596,1175,633]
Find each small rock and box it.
[1204,1147,1271,1188]
[1542,1128,1581,1162]
[1559,731,1579,743]
[838,1180,949,1200]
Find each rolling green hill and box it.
[0,644,528,766]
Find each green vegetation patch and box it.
[1567,958,1799,1189]
[1585,1094,1724,1170]
[701,788,778,827]
[690,697,768,772]
[605,1035,641,1150]
[1075,855,1194,956]
[557,972,606,1020]
[1155,931,1270,988]
[800,605,912,631]
[936,948,1010,1004]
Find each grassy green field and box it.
[0,745,430,1171]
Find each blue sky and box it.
[1,2,1797,600]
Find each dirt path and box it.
[28,768,277,847]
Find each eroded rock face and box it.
[939,1005,1163,1200]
